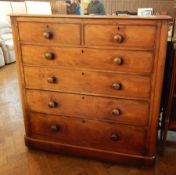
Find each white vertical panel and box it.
[26,1,52,14]
[11,2,26,14]
[0,1,12,15]
[0,1,12,23]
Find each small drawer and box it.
[22,45,153,74]
[84,24,156,48]
[24,66,151,99]
[26,90,149,126]
[30,112,147,156]
[18,22,81,45]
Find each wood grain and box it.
[1,63,176,174]
[21,45,154,74]
[84,24,156,48]
[10,15,170,166]
[30,112,147,156]
[26,89,149,126]
[18,22,81,45]
[24,66,151,99]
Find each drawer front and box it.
[24,67,151,99]
[22,45,153,73]
[18,22,81,45]
[85,24,156,48]
[30,113,147,155]
[26,90,149,126]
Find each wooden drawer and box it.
[24,67,151,99]
[30,113,147,156]
[18,22,81,45]
[22,45,153,73]
[84,24,156,48]
[26,90,149,126]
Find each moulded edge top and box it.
[9,14,172,20]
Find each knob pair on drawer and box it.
[43,31,124,43]
[50,124,120,142]
[44,53,124,66]
[47,78,122,91]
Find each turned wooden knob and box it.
[112,108,121,116]
[114,34,124,43]
[50,124,61,132]
[47,76,57,84]
[113,57,123,65]
[111,133,120,141]
[48,101,58,108]
[112,83,122,90]
[43,31,52,39]
[44,52,55,60]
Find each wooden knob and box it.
[112,83,122,90]
[111,133,120,141]
[48,101,58,108]
[43,31,52,39]
[112,109,121,116]
[113,57,123,65]
[51,124,61,132]
[47,76,57,84]
[44,52,55,60]
[114,34,123,43]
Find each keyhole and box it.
[81,50,84,54]
[82,120,86,123]
[82,72,85,76]
[82,96,85,100]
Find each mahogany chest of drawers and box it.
[11,15,170,166]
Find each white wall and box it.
[11,2,26,14]
[25,1,51,14]
[0,1,53,16]
[0,1,27,23]
[0,1,12,22]
[0,1,52,23]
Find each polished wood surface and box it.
[21,46,153,73]
[10,14,171,20]
[11,15,170,166]
[1,63,176,174]
[24,66,151,99]
[18,22,81,45]
[30,113,146,156]
[26,90,149,126]
[84,24,156,48]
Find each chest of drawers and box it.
[11,15,170,166]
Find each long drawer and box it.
[30,112,147,156]
[22,45,153,73]
[18,22,81,45]
[26,90,149,126]
[84,24,156,48]
[24,66,151,99]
